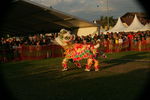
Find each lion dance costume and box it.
[55,29,100,71]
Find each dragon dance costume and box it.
[55,29,101,71]
[62,43,99,71]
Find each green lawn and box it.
[1,51,150,100]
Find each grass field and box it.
[1,51,150,100]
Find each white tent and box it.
[123,14,144,32]
[139,23,150,31]
[122,23,128,27]
[76,27,98,37]
[107,17,127,33]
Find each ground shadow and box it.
[1,52,150,100]
[101,52,150,70]
[1,68,149,100]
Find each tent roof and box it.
[0,0,97,33]
[107,17,127,33]
[139,23,150,31]
[124,14,144,32]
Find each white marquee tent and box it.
[76,27,98,37]
[123,14,144,32]
[107,17,127,33]
[139,23,150,31]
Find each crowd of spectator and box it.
[0,30,150,63]
[0,33,58,47]
[0,33,58,62]
[74,31,150,52]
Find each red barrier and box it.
[0,41,150,63]
[2,45,64,62]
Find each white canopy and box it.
[123,14,144,32]
[76,27,98,37]
[107,17,127,33]
[139,23,150,31]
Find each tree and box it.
[95,16,117,27]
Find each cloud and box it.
[69,9,85,13]
[63,0,74,3]
[30,0,62,6]
[30,0,145,21]
[30,0,75,6]
[79,0,86,4]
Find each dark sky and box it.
[31,0,145,21]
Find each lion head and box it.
[55,29,75,47]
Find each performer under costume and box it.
[55,29,101,71]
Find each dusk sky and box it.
[30,0,145,21]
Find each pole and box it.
[106,0,109,30]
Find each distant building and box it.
[121,12,150,26]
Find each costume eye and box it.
[65,36,70,40]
